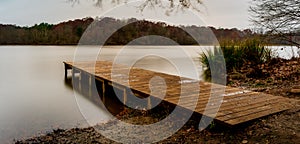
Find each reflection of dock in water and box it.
[64,61,293,126]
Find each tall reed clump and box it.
[200,38,273,83]
[200,46,227,84]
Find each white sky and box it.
[0,0,252,29]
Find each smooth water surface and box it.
[0,45,207,143]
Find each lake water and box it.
[0,45,298,143]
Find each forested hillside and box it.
[1,17,297,45]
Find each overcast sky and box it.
[0,0,252,29]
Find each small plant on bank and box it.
[200,38,273,83]
[200,47,226,84]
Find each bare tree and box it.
[250,0,300,48]
[68,0,203,14]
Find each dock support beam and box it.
[64,62,72,80]
[71,67,81,92]
[78,71,81,92]
[147,97,152,110]
[88,75,92,97]
[65,67,68,79]
[102,80,106,104]
[123,88,127,105]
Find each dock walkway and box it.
[64,61,293,126]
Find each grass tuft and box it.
[200,38,273,82]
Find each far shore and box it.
[0,44,298,46]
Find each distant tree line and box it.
[0,18,93,45]
[0,17,298,45]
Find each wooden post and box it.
[147,97,151,109]
[88,75,92,97]
[72,68,76,88]
[102,81,106,104]
[78,71,81,92]
[123,88,127,105]
[64,63,68,79]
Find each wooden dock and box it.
[64,61,294,126]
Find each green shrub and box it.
[200,46,226,84]
[200,38,273,82]
[240,38,272,65]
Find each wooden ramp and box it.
[64,61,294,126]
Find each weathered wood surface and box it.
[64,61,294,126]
